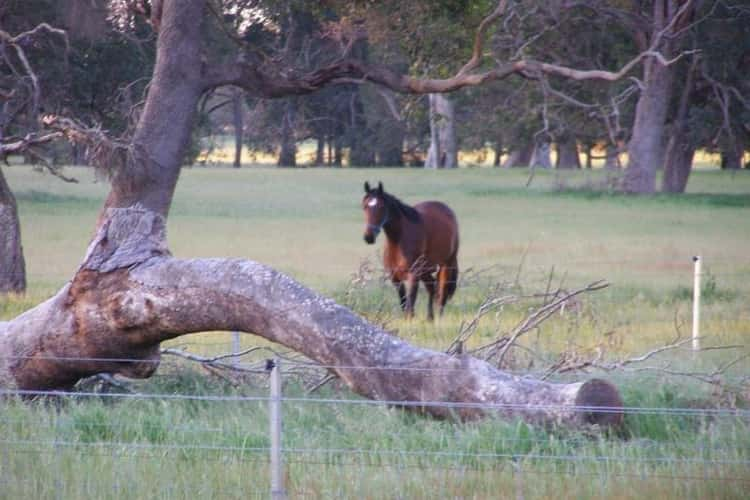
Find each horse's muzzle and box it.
[364,233,376,244]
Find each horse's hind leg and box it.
[436,258,458,316]
[422,274,436,321]
[404,274,419,319]
[394,281,407,311]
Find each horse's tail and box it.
[443,254,458,302]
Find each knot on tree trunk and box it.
[82,206,169,272]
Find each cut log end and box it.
[575,378,624,427]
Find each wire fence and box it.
[1,355,749,498]
[1,257,749,497]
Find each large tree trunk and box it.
[425,94,458,168]
[0,0,623,428]
[623,61,672,192]
[621,1,689,193]
[556,135,580,169]
[0,207,622,427]
[662,134,695,193]
[0,166,26,294]
[662,57,697,193]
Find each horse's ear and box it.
[364,181,371,193]
[377,182,383,194]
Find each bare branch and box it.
[0,132,62,155]
[160,346,268,373]
[40,114,131,176]
[201,1,692,98]
[474,280,610,365]
[457,0,509,76]
[0,23,69,124]
[622,353,750,386]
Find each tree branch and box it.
[201,1,693,98]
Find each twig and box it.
[475,280,609,364]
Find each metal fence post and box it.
[268,358,286,500]
[692,256,701,351]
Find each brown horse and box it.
[362,181,459,320]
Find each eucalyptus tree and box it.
[2,0,700,425]
[662,2,750,192]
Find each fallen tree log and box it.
[0,207,623,427]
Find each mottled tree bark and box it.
[0,207,622,426]
[0,166,26,293]
[623,63,672,192]
[425,94,457,168]
[622,0,693,193]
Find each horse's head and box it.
[362,181,388,244]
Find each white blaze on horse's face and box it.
[363,195,386,244]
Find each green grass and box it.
[2,164,750,498]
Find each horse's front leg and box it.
[404,274,419,319]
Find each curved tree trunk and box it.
[0,207,622,426]
[0,166,26,293]
[0,0,623,429]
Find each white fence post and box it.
[231,331,241,366]
[268,358,287,500]
[692,256,701,352]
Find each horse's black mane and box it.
[381,191,421,224]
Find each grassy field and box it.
[1,164,749,498]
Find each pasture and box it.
[1,165,749,498]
